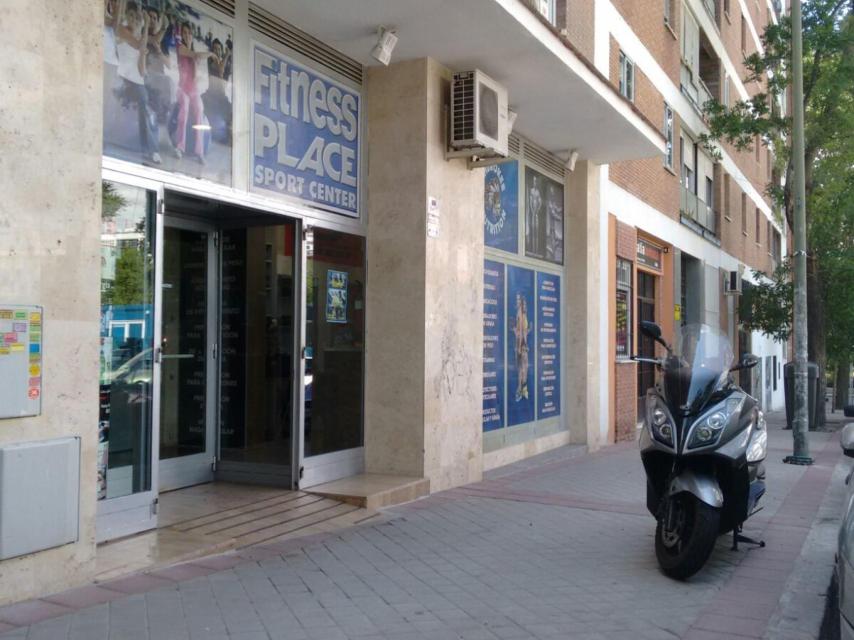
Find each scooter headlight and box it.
[687,394,746,450]
[646,396,675,448]
[706,412,726,429]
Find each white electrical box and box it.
[0,304,43,419]
[0,437,80,560]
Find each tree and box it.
[102,181,126,219]
[102,244,146,306]
[701,0,854,424]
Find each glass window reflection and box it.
[98,181,155,500]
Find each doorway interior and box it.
[96,178,366,543]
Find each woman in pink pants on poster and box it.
[175,22,211,163]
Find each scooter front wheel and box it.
[655,493,720,580]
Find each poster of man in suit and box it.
[524,166,564,265]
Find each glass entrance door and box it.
[299,226,366,487]
[96,174,162,542]
[158,221,217,491]
[216,222,297,485]
[637,271,657,418]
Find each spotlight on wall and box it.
[507,109,518,133]
[371,26,398,66]
[565,150,579,172]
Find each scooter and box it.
[633,321,768,579]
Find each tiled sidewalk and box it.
[0,413,844,639]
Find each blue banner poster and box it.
[483,260,505,432]
[507,265,536,427]
[537,272,561,420]
[484,160,519,253]
[326,270,348,323]
[252,44,360,217]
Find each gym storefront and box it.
[0,0,666,604]
[97,0,366,540]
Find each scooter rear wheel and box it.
[655,493,720,580]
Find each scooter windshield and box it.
[662,323,735,414]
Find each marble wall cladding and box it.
[0,1,103,604]
[422,59,483,492]
[566,161,604,450]
[364,58,484,490]
[364,59,430,478]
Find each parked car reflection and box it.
[837,424,854,639]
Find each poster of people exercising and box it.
[103,0,233,184]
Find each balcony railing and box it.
[681,187,716,236]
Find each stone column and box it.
[565,161,603,449]
[365,58,483,491]
[0,1,102,604]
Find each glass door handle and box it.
[161,353,195,360]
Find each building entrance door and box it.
[158,221,217,491]
[637,271,657,418]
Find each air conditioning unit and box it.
[724,270,743,295]
[450,70,510,159]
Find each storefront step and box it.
[307,474,430,510]
[94,484,373,583]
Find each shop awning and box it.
[255,0,665,164]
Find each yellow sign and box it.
[674,304,682,322]
[0,346,9,356]
[29,364,40,377]
[10,344,24,353]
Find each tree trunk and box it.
[835,361,850,411]
[807,253,827,427]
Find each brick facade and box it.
[558,0,596,63]
[604,1,777,277]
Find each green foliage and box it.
[103,245,146,306]
[102,182,126,219]
[700,1,854,362]
[739,262,794,343]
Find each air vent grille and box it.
[522,138,565,179]
[199,0,235,18]
[508,134,521,156]
[248,3,363,85]
[452,72,476,144]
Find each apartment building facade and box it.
[0,0,788,605]
[551,0,788,441]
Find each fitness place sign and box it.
[252,44,360,218]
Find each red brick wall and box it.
[716,170,775,274]
[608,36,681,221]
[611,0,681,84]
[557,0,595,62]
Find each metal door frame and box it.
[157,216,218,492]
[296,223,365,489]
[96,170,164,543]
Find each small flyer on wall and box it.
[326,269,348,323]
[484,160,519,253]
[507,265,536,427]
[482,260,506,432]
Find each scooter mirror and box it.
[731,353,760,371]
[640,321,662,341]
